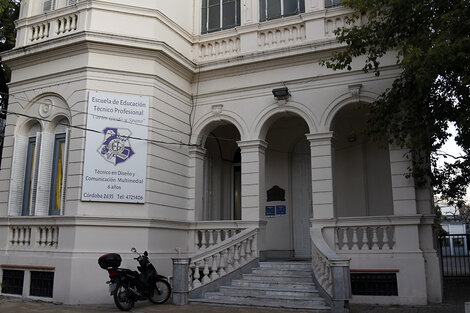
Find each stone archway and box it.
[330,103,393,217]
[201,123,241,221]
[262,113,311,259]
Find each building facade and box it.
[0,0,442,309]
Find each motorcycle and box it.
[98,248,171,311]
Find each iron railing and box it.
[439,234,470,277]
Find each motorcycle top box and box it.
[98,253,122,269]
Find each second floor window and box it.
[202,0,241,34]
[43,0,56,12]
[325,0,342,8]
[260,0,305,22]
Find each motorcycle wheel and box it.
[148,279,171,304]
[113,282,135,311]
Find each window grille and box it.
[202,0,241,34]
[30,271,54,298]
[351,273,398,296]
[1,270,24,295]
[68,0,81,5]
[260,0,305,22]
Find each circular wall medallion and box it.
[39,99,53,118]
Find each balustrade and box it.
[336,225,395,251]
[37,226,59,248]
[194,227,241,251]
[56,14,78,35]
[28,12,80,43]
[188,228,257,291]
[8,225,58,249]
[325,14,364,37]
[9,226,32,247]
[258,23,306,50]
[197,36,240,61]
[30,23,50,41]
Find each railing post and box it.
[172,257,190,305]
[331,263,351,313]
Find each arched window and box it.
[22,123,42,216]
[49,119,70,215]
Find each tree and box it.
[322,0,470,206]
[0,0,20,166]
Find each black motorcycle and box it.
[98,248,171,311]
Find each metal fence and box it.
[438,234,470,277]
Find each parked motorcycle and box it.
[98,248,171,311]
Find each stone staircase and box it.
[189,261,330,311]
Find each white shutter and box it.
[29,132,42,215]
[8,136,28,216]
[60,128,71,215]
[43,0,56,12]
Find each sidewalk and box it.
[0,296,465,313]
[0,278,468,313]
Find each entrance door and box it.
[291,138,312,258]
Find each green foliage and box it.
[322,0,470,204]
[0,0,19,51]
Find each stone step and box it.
[189,298,330,312]
[189,299,331,313]
[194,293,329,310]
[243,273,314,283]
[251,268,313,276]
[231,279,318,290]
[219,285,320,298]
[259,262,312,270]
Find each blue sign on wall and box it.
[276,205,286,216]
[265,206,275,217]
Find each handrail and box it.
[191,227,257,264]
[172,227,258,305]
[310,227,351,313]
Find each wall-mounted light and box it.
[272,87,290,100]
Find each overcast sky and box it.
[438,123,469,203]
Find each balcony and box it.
[12,2,355,68]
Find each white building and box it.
[0,0,442,311]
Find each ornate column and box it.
[188,146,206,221]
[237,140,267,221]
[307,132,335,219]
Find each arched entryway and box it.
[201,123,241,220]
[330,103,393,217]
[263,114,311,259]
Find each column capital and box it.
[306,132,334,143]
[188,145,206,157]
[237,139,268,150]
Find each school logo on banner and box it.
[98,127,135,165]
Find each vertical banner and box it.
[81,91,149,203]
